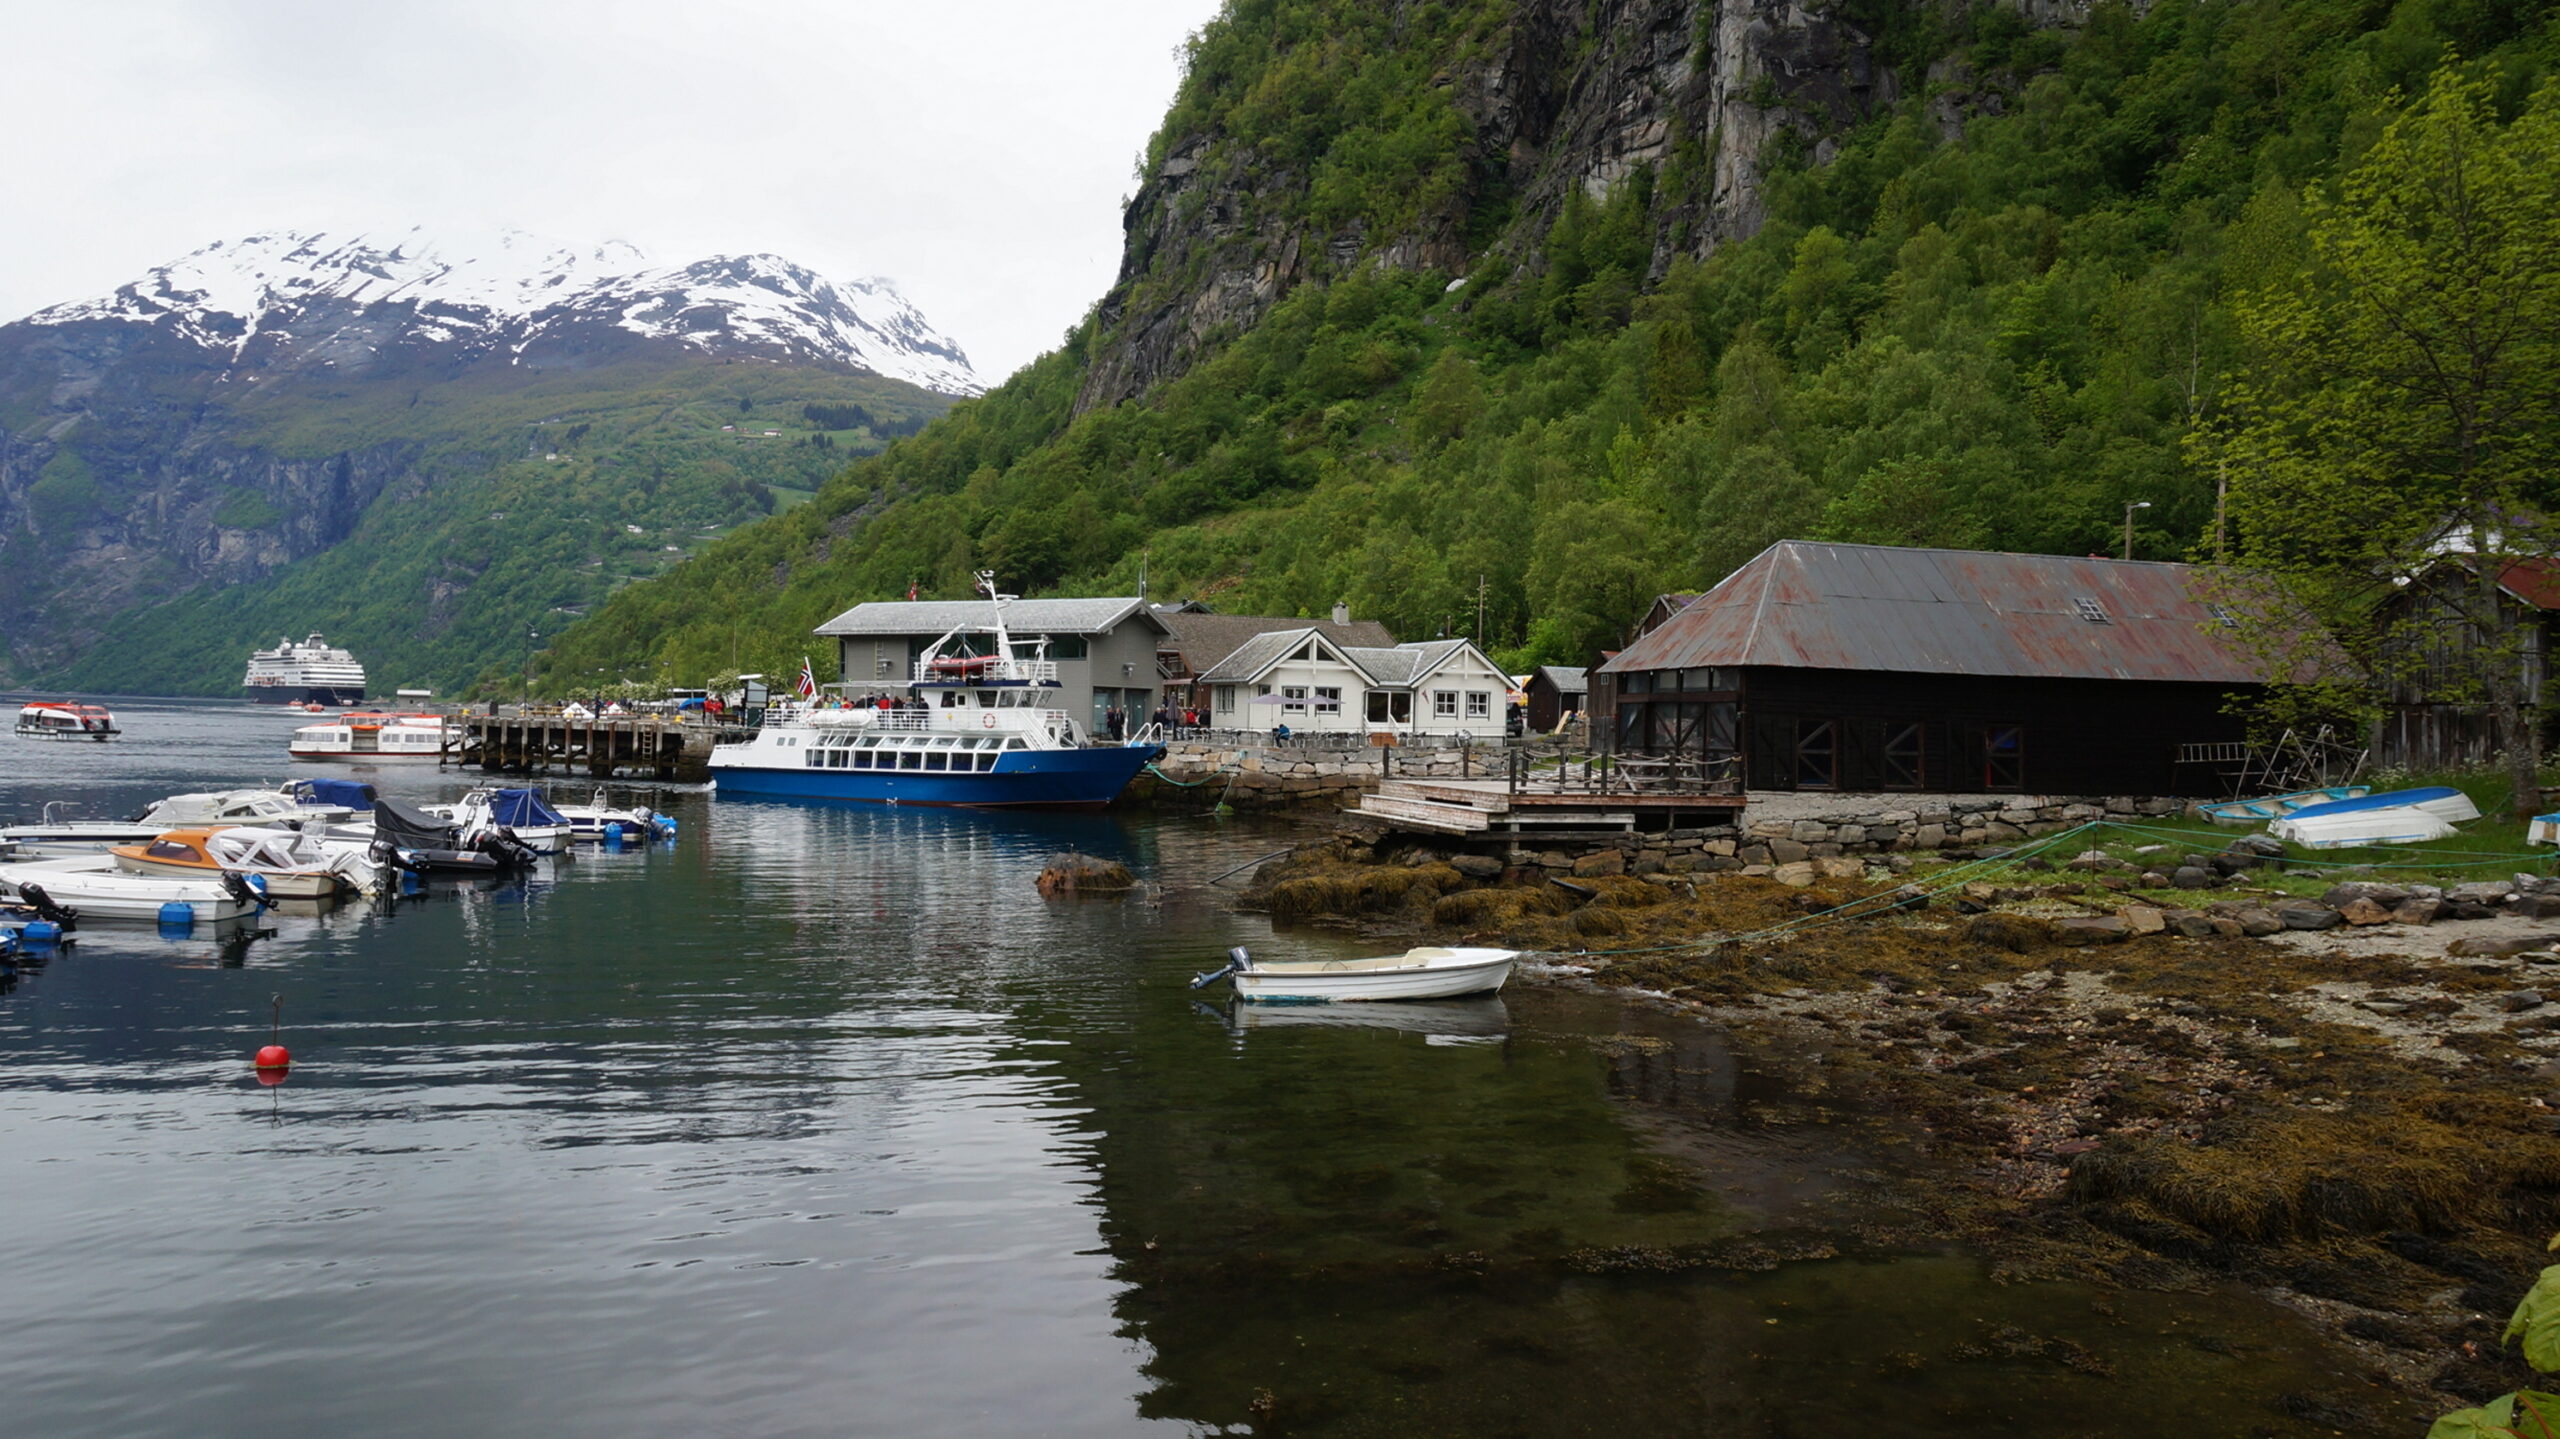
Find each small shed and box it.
[2375,556,2560,768]
[1523,665,1587,733]
[1597,541,2296,795]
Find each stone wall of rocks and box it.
[1139,740,1503,810]
[1739,794,2187,858]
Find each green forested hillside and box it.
[42,361,945,696]
[537,0,2560,691]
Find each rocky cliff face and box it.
[1075,0,1905,414]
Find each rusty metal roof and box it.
[1598,542,2290,684]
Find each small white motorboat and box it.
[554,788,679,843]
[2192,786,2368,826]
[15,701,118,741]
[290,711,449,762]
[424,788,573,854]
[0,855,262,923]
[110,827,381,899]
[1191,945,1518,1003]
[0,788,344,856]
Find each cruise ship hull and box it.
[711,745,1160,809]
[246,685,367,706]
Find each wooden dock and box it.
[1355,750,1746,839]
[446,714,730,782]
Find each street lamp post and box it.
[2122,500,2152,561]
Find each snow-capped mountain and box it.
[19,227,981,395]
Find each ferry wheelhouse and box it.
[289,711,449,762]
[708,575,1162,809]
[15,702,119,741]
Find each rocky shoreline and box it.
[1240,830,2560,1423]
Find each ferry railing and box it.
[909,659,1060,685]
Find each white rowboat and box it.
[1193,945,1517,1003]
[0,856,261,923]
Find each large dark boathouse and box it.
[1596,542,2287,795]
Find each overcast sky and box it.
[0,0,1223,384]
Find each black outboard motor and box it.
[14,882,76,931]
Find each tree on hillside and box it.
[2214,66,2560,816]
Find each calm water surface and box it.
[0,699,2423,1435]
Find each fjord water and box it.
[0,700,2417,1436]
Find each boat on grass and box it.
[1191,945,1519,1003]
[2268,786,2483,849]
[15,702,118,741]
[2193,786,2368,826]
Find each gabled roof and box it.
[1343,638,1475,687]
[1199,627,1351,684]
[1198,631,1498,688]
[1600,541,2284,684]
[1156,611,1396,673]
[815,595,1168,638]
[1532,665,1588,694]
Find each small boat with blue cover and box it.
[2193,786,2368,826]
[709,572,1161,810]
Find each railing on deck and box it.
[1503,748,1740,797]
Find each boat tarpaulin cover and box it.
[293,778,377,811]
[489,790,568,828]
[373,798,457,849]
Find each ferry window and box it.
[1314,686,1341,715]
[940,692,960,708]
[805,752,823,768]
[972,753,992,771]
[923,753,948,771]
[1432,690,1458,719]
[828,751,848,768]
[1465,691,1490,719]
[850,752,869,768]
[899,750,921,770]
[1281,685,1308,714]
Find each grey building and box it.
[814,596,1173,736]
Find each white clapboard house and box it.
[1196,627,1511,736]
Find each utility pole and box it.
[2122,500,2151,561]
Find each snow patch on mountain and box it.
[22,227,981,395]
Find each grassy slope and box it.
[537,0,2560,693]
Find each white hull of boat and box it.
[0,859,257,922]
[109,854,342,899]
[1232,947,1517,1003]
[2270,806,2458,849]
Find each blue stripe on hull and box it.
[712,746,1161,809]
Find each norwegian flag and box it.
[796,656,818,698]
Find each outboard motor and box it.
[1190,946,1252,990]
[15,883,76,931]
[221,872,268,910]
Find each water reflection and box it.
[1209,994,1512,1040]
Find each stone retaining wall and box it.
[1139,741,1501,809]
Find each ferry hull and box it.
[248,685,366,706]
[712,746,1160,809]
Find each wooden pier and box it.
[446,714,730,782]
[1355,750,1745,840]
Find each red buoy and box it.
[255,1044,291,1071]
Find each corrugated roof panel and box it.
[1598,541,2302,683]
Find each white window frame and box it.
[1313,686,1342,716]
[1215,686,1235,715]
[1280,685,1308,714]
[1464,690,1490,719]
[1432,690,1458,719]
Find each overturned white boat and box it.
[1191,945,1518,1004]
[2269,786,2481,849]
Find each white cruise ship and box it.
[243,633,368,705]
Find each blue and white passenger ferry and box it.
[707,577,1163,810]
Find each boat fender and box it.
[603,822,625,844]
[21,920,64,944]
[158,901,196,928]
[1190,946,1252,990]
